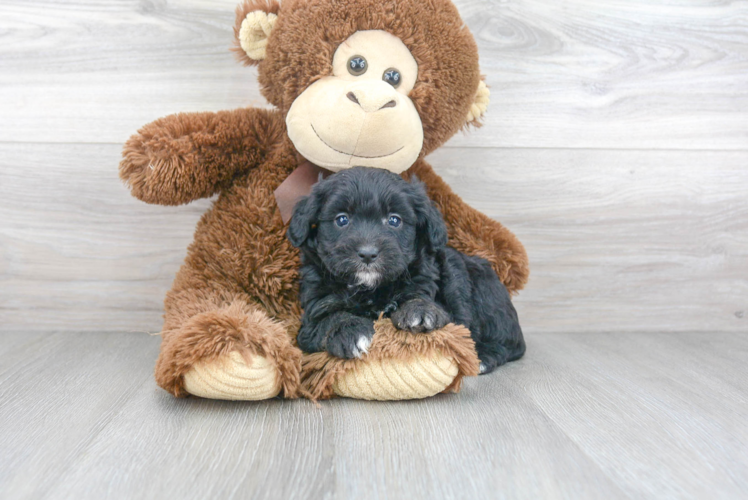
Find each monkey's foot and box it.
[155,303,301,399]
[183,351,281,400]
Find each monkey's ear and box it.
[232,0,280,66]
[465,78,490,127]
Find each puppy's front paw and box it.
[325,316,375,359]
[391,298,450,333]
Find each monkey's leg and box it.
[155,287,301,400]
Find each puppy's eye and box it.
[335,214,350,227]
[348,56,367,76]
[387,215,402,228]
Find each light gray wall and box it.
[1,0,746,333]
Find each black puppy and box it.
[287,167,525,374]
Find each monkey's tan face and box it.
[286,30,424,173]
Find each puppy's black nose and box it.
[357,246,379,264]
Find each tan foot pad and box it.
[183,351,281,400]
[301,319,480,401]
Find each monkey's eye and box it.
[387,215,402,228]
[347,56,367,76]
[335,214,350,227]
[383,68,401,88]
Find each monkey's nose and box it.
[346,92,360,105]
[346,91,398,112]
[357,246,379,264]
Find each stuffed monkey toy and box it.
[120,0,529,401]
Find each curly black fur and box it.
[287,167,525,373]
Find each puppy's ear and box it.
[410,177,448,251]
[287,195,318,247]
[419,201,449,251]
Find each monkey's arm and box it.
[406,160,529,295]
[119,107,285,205]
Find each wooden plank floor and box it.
[0,331,746,499]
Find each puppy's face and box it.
[288,167,447,289]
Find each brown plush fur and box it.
[121,108,285,205]
[120,0,529,398]
[301,319,481,400]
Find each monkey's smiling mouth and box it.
[311,124,404,159]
